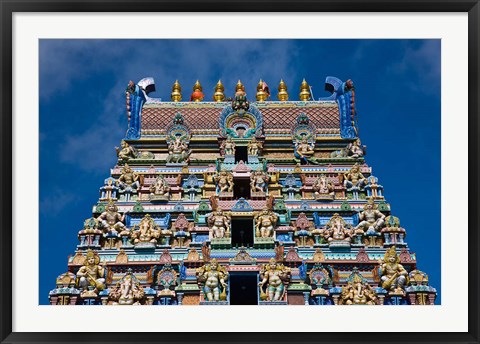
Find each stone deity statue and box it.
[258,258,291,301]
[294,137,315,162]
[379,246,409,295]
[131,214,160,245]
[118,164,141,201]
[250,169,269,193]
[354,198,386,234]
[221,135,236,156]
[247,137,262,156]
[214,170,234,194]
[312,174,335,199]
[97,201,128,235]
[150,175,170,198]
[322,213,353,243]
[254,208,278,238]
[76,250,106,296]
[196,259,229,302]
[343,163,366,189]
[207,208,231,239]
[115,140,137,163]
[109,269,145,305]
[166,135,192,164]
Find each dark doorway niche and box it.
[233,178,250,199]
[229,273,258,305]
[235,146,248,163]
[231,218,254,247]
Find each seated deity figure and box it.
[109,270,145,305]
[166,135,192,164]
[76,250,106,296]
[322,213,353,243]
[346,138,365,158]
[247,137,262,156]
[250,169,269,193]
[354,199,386,234]
[207,208,231,239]
[214,170,234,194]
[221,135,236,156]
[131,215,160,245]
[312,174,335,199]
[150,175,170,198]
[98,200,128,236]
[118,164,141,201]
[255,208,278,238]
[341,279,378,305]
[258,258,291,301]
[294,137,315,163]
[380,246,409,295]
[196,259,229,302]
[343,163,366,189]
[115,140,137,163]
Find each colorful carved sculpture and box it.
[214,170,234,194]
[343,163,366,200]
[220,135,236,156]
[250,168,269,193]
[108,269,145,305]
[321,213,353,243]
[354,198,386,234]
[131,214,160,245]
[115,140,137,164]
[207,208,231,239]
[254,208,277,238]
[258,258,291,301]
[196,259,229,302]
[76,250,106,297]
[118,164,141,202]
[312,174,335,200]
[166,135,191,164]
[149,175,170,200]
[97,200,128,236]
[247,136,262,156]
[380,246,409,295]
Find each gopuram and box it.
[49,77,437,306]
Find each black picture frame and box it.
[1,1,478,343]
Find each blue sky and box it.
[39,39,441,304]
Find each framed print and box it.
[1,1,479,344]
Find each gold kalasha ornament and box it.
[256,79,269,102]
[277,79,289,101]
[299,78,311,101]
[171,80,182,102]
[190,80,204,102]
[213,80,225,102]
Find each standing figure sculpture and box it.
[254,208,278,238]
[207,208,231,239]
[221,135,236,156]
[379,246,409,295]
[258,258,291,301]
[115,140,137,164]
[247,137,262,156]
[76,250,106,297]
[354,198,385,234]
[250,169,269,193]
[312,174,335,200]
[196,259,229,302]
[343,163,367,200]
[214,170,234,194]
[118,164,141,202]
[97,200,128,236]
[166,135,192,164]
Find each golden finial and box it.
[299,78,311,101]
[213,80,225,102]
[256,79,270,102]
[171,80,182,102]
[235,80,246,97]
[277,79,288,101]
[190,80,204,102]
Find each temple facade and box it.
[49,77,436,306]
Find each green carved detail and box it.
[378,201,389,211]
[341,201,351,211]
[132,201,144,213]
[95,203,106,213]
